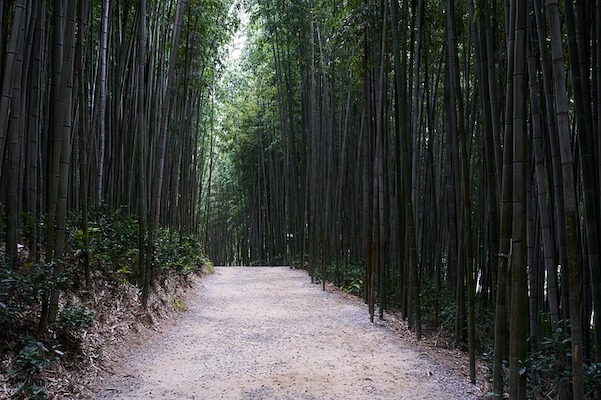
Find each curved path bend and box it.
[95,267,478,399]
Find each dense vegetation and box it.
[2,0,601,399]
[1,208,210,397]
[0,0,230,397]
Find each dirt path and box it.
[95,267,478,399]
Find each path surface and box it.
[95,267,478,399]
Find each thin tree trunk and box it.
[446,0,472,365]
[48,0,77,324]
[76,0,91,288]
[526,27,560,328]
[137,0,150,303]
[564,0,601,364]
[25,0,45,265]
[5,0,26,267]
[533,0,565,331]
[492,0,516,395]
[145,0,186,306]
[390,0,408,322]
[0,1,26,178]
[470,0,500,308]
[96,0,109,202]
[547,0,585,396]
[40,0,66,332]
[508,0,528,397]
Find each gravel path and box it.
[95,267,478,399]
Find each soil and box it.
[93,267,482,399]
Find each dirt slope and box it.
[94,267,479,399]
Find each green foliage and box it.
[420,281,494,352]
[76,207,140,281]
[2,278,94,396]
[2,207,212,310]
[204,260,215,274]
[314,260,364,297]
[522,320,572,398]
[69,206,213,281]
[14,338,54,378]
[584,362,601,397]
[2,205,213,397]
[58,302,95,332]
[13,382,46,400]
[10,337,57,399]
[171,298,188,311]
[0,264,16,328]
[0,262,53,334]
[68,207,214,283]
[290,254,308,270]
[503,319,601,398]
[419,281,457,340]
[155,230,209,275]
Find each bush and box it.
[14,338,54,378]
[155,230,208,275]
[78,207,140,282]
[10,337,58,399]
[522,320,572,398]
[0,264,16,329]
[290,254,308,269]
[58,302,95,332]
[585,362,601,397]
[314,260,364,297]
[420,282,456,341]
[0,262,53,339]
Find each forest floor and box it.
[92,267,484,399]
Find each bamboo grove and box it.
[0,1,235,331]
[209,0,601,398]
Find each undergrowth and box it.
[1,207,211,399]
[314,260,364,297]
[313,260,600,399]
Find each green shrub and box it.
[0,264,15,329]
[314,260,364,297]
[9,336,60,399]
[13,382,46,400]
[585,362,601,397]
[0,262,54,339]
[14,338,54,378]
[531,320,601,399]
[523,320,572,398]
[155,230,208,275]
[58,302,95,331]
[81,207,140,281]
[290,254,308,269]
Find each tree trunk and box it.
[145,0,186,306]
[547,0,585,396]
[76,0,91,288]
[492,0,516,395]
[4,0,26,266]
[526,27,560,329]
[564,0,601,364]
[508,0,528,397]
[0,1,26,180]
[137,0,150,303]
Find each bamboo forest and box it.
[1,0,600,398]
